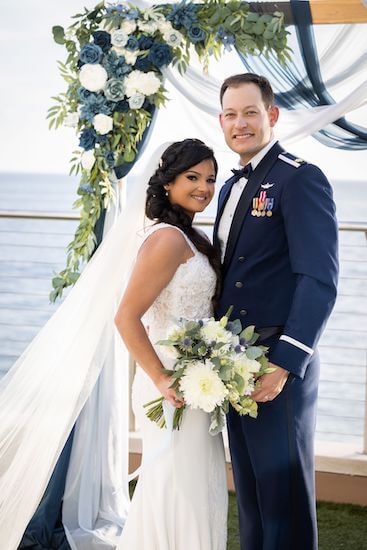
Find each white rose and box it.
[200,320,233,346]
[124,50,139,65]
[93,113,113,134]
[128,93,145,110]
[64,112,79,128]
[111,29,129,48]
[157,20,173,33]
[81,150,96,172]
[138,20,158,34]
[79,64,108,92]
[163,29,183,47]
[120,19,137,34]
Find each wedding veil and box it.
[0,142,171,550]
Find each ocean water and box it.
[0,172,366,447]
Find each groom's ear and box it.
[219,113,224,129]
[268,105,279,127]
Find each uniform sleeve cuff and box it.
[269,337,313,379]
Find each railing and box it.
[0,210,366,455]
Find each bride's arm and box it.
[115,228,193,407]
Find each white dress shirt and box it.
[217,139,278,262]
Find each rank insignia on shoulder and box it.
[278,153,306,168]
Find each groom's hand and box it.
[251,364,289,402]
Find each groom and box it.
[214,73,338,550]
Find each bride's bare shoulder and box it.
[139,225,191,264]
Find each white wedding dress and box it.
[117,223,228,550]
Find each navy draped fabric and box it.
[237,0,367,150]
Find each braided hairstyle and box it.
[146,138,222,307]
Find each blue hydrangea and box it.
[187,24,206,43]
[97,134,109,145]
[80,183,94,194]
[80,43,103,64]
[125,36,139,52]
[148,43,173,69]
[79,94,113,123]
[79,128,97,151]
[77,87,95,102]
[104,150,115,169]
[215,27,235,51]
[102,51,132,78]
[93,30,112,53]
[167,1,199,30]
[138,35,154,50]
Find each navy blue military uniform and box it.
[213,141,338,550]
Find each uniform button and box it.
[240,309,247,316]
[235,281,243,288]
[238,256,245,262]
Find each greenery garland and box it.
[48,0,290,301]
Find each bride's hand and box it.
[155,374,185,408]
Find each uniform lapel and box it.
[213,178,235,250]
[222,142,284,273]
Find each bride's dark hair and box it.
[146,138,222,306]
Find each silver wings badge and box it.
[261,182,275,189]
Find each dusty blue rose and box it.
[80,43,103,64]
[187,24,206,44]
[79,128,97,151]
[135,56,152,72]
[104,78,125,101]
[148,43,173,69]
[125,36,139,52]
[93,31,112,53]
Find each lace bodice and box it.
[142,223,217,344]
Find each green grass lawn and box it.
[227,492,367,550]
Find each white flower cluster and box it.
[179,360,229,413]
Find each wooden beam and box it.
[250,1,367,25]
[309,0,367,24]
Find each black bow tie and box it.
[230,163,252,183]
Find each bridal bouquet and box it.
[144,308,272,435]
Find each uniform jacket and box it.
[213,141,339,378]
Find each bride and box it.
[0,139,228,549]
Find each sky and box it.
[0,0,366,183]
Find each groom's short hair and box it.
[220,73,274,108]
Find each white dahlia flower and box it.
[124,70,161,97]
[179,360,228,413]
[200,320,233,346]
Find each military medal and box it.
[251,192,275,217]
